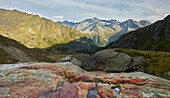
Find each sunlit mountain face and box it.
[57,18,151,47]
[0,9,87,48]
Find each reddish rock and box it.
[120,84,142,89]
[121,87,140,96]
[69,75,93,82]
[9,82,56,98]
[86,82,96,90]
[20,64,83,79]
[0,69,60,98]
[129,78,146,84]
[111,78,146,84]
[98,85,117,98]
[46,82,119,98]
[0,62,169,98]
[0,81,11,87]
[47,82,89,98]
[65,71,77,79]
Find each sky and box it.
[0,0,169,23]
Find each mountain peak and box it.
[56,17,150,47]
[127,19,133,21]
[139,20,151,26]
[110,19,118,21]
[93,17,98,20]
[63,20,68,22]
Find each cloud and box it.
[26,11,34,14]
[52,16,64,19]
[25,11,42,16]
[147,15,161,22]
[147,13,170,22]
[1,0,170,22]
[164,14,169,17]
[0,0,4,5]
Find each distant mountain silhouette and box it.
[57,18,150,47]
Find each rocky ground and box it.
[0,62,169,98]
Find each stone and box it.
[71,58,82,67]
[57,55,72,62]
[19,62,85,79]
[87,90,98,98]
[0,62,169,98]
[81,49,145,72]
[164,72,170,76]
[0,69,61,97]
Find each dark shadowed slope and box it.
[34,37,98,55]
[0,35,53,64]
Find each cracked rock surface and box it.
[0,62,169,98]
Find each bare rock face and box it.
[57,18,151,47]
[81,49,145,72]
[0,62,169,98]
[108,15,170,52]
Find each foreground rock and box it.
[81,49,145,72]
[0,62,169,98]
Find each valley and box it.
[0,8,169,98]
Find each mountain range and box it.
[107,15,170,52]
[0,9,87,48]
[0,7,169,98]
[57,18,151,47]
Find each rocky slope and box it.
[0,34,53,64]
[57,18,150,47]
[0,9,87,48]
[107,15,170,52]
[34,37,98,55]
[0,62,169,97]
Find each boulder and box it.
[57,55,72,62]
[81,49,145,72]
[71,58,82,67]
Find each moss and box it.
[115,49,170,80]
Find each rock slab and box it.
[0,62,169,98]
